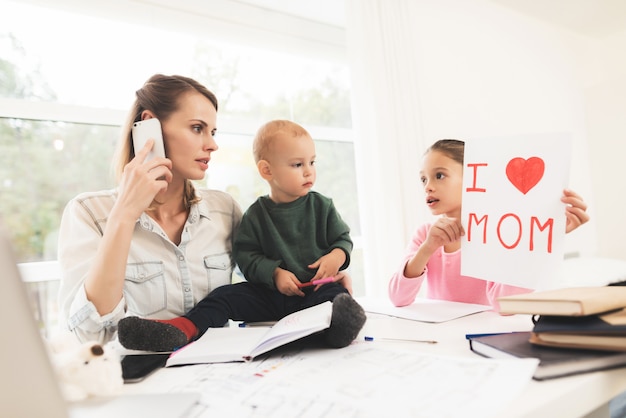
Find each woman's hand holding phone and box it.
[114,121,172,221]
[132,118,166,161]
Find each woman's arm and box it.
[57,194,126,343]
[84,140,171,315]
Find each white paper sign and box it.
[460,134,571,288]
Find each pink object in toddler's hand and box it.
[296,277,335,288]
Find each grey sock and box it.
[324,293,367,348]
[118,317,189,352]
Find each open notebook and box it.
[0,228,200,418]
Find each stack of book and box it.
[499,286,626,352]
[468,286,626,380]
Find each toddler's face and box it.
[419,150,463,217]
[265,134,317,203]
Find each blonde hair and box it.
[252,120,310,163]
[113,74,218,209]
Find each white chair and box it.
[17,260,61,337]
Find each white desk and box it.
[363,311,626,418]
[122,311,626,418]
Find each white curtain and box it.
[345,0,596,297]
[345,0,428,297]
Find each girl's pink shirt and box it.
[388,223,530,310]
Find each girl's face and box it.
[419,150,463,218]
[160,91,218,182]
[263,134,317,204]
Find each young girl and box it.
[389,139,590,309]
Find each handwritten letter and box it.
[460,135,571,288]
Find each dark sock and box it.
[324,293,367,348]
[118,316,197,352]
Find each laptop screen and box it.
[0,228,202,418]
[0,229,69,418]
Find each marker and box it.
[296,277,335,288]
[364,336,437,344]
[238,321,277,328]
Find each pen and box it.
[364,336,438,344]
[296,277,335,288]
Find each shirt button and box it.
[184,287,191,292]
[179,255,185,261]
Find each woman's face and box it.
[160,91,218,181]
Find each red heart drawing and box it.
[506,157,545,194]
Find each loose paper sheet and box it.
[125,341,537,418]
[461,134,571,288]
[357,297,491,322]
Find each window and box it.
[1,1,362,335]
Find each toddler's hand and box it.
[308,248,345,283]
[274,268,305,297]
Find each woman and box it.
[58,74,242,343]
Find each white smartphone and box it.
[132,118,166,161]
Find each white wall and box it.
[407,0,598,257]
[580,30,626,260]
